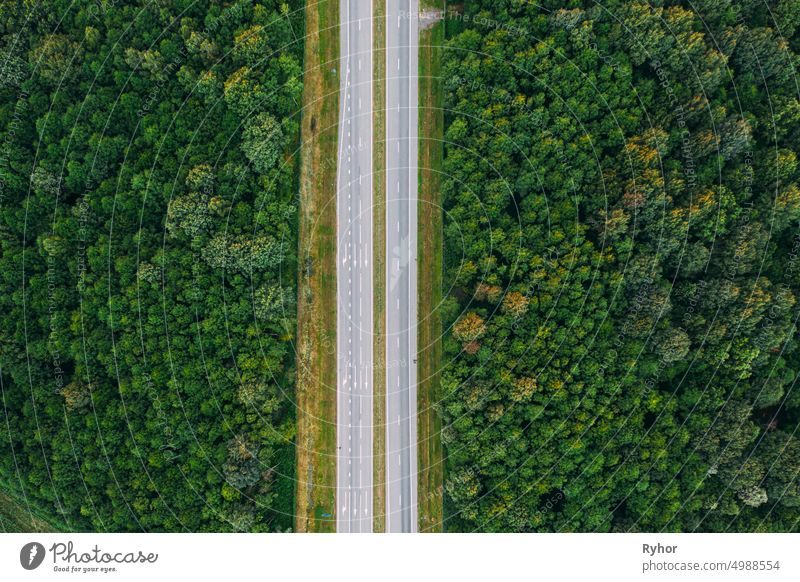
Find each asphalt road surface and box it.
[336,0,374,533]
[385,0,419,533]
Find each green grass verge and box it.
[295,0,340,533]
[417,0,445,532]
[0,488,62,533]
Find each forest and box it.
[439,0,800,531]
[0,0,302,531]
[3,0,800,535]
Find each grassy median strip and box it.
[417,0,445,532]
[372,0,388,534]
[295,0,339,533]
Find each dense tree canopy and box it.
[439,0,800,532]
[2,0,799,535]
[0,0,303,531]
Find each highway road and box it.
[385,0,419,533]
[336,0,373,533]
